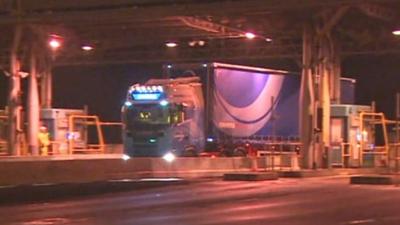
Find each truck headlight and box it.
[163,152,176,162]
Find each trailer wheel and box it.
[233,147,247,157]
[182,146,198,157]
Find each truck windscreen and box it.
[127,103,185,127]
[128,104,169,124]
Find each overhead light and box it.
[48,35,63,50]
[188,40,206,47]
[167,64,172,69]
[244,32,256,39]
[166,42,178,47]
[81,45,94,51]
[265,38,273,42]
[49,39,61,49]
[392,29,400,36]
[188,41,196,47]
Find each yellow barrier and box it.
[68,115,105,154]
[359,112,389,167]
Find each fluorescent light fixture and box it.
[393,29,400,36]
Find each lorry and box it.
[121,62,355,157]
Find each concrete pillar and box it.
[7,25,22,156]
[329,39,341,104]
[27,49,40,156]
[299,23,316,169]
[41,66,52,108]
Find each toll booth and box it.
[40,108,88,154]
[0,109,6,155]
[330,104,373,167]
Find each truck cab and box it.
[121,77,205,157]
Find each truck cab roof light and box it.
[124,101,133,107]
[160,100,169,106]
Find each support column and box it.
[27,48,40,156]
[7,25,22,156]
[300,23,316,169]
[41,66,52,109]
[330,39,341,104]
[318,36,332,168]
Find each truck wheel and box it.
[182,146,198,157]
[233,147,247,157]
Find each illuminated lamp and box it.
[48,35,63,50]
[124,101,133,107]
[393,29,400,36]
[132,93,161,100]
[166,42,178,47]
[244,32,256,39]
[188,41,196,47]
[163,152,176,162]
[122,154,130,161]
[160,100,169,106]
[81,45,94,51]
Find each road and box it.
[1,176,400,225]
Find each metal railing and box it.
[359,112,389,167]
[68,115,122,155]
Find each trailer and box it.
[121,62,356,157]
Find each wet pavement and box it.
[1,176,400,225]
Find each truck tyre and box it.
[233,147,247,157]
[182,146,198,157]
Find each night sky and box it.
[1,55,400,142]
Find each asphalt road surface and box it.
[1,176,400,225]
